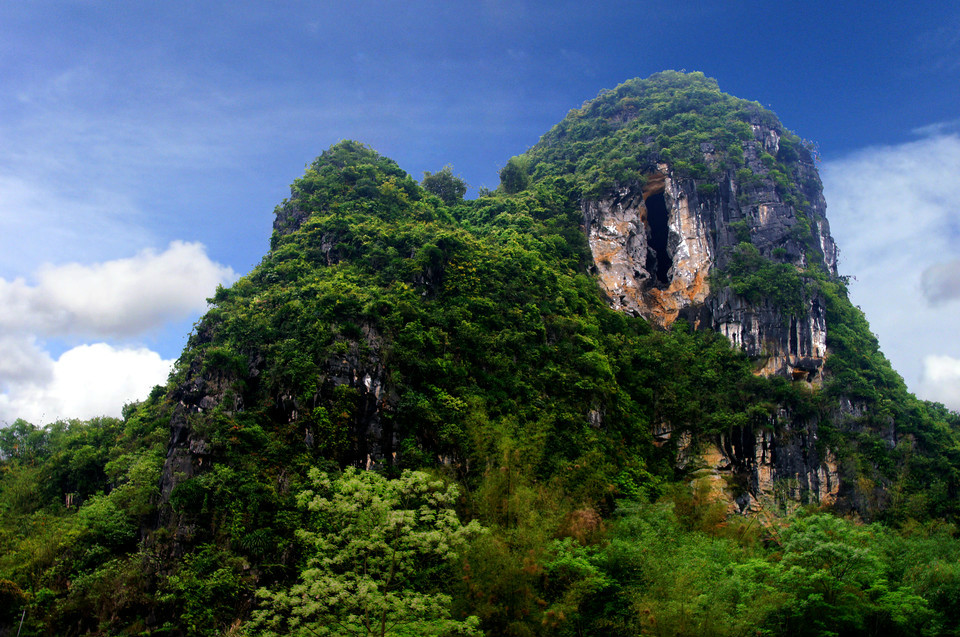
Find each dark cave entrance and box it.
[644,192,673,286]
[789,317,799,355]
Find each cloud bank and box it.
[918,355,960,412]
[0,242,237,425]
[0,343,174,425]
[0,240,236,337]
[921,259,960,305]
[822,132,960,409]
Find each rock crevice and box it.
[583,119,845,509]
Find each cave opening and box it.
[644,192,673,286]
[789,317,799,355]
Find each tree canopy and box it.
[248,467,483,637]
[422,165,468,204]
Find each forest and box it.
[2,71,959,637]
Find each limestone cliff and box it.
[155,74,908,542]
[524,72,851,511]
[581,119,836,384]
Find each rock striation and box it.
[576,111,845,510]
[582,118,836,382]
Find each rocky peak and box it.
[578,114,836,383]
[519,72,854,511]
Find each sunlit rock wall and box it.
[583,120,837,380]
[584,118,844,510]
[584,168,712,327]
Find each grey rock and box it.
[580,119,864,512]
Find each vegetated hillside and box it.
[2,71,960,637]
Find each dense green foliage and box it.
[422,165,468,205]
[516,71,769,197]
[714,238,960,521]
[1,72,959,636]
[514,70,820,252]
[0,393,169,635]
[174,141,802,540]
[816,273,960,520]
[721,242,807,316]
[248,467,483,636]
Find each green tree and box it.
[498,156,531,194]
[775,513,935,636]
[0,419,47,461]
[422,165,467,204]
[248,467,483,637]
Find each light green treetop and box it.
[247,466,484,637]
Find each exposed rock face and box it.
[584,169,712,327]
[656,417,841,513]
[713,289,828,382]
[584,119,836,379]
[314,325,395,470]
[583,118,843,508]
[157,320,394,548]
[697,420,840,514]
[272,198,311,237]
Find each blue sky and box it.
[1,0,959,422]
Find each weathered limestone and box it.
[583,119,836,376]
[692,423,840,514]
[584,168,712,328]
[583,117,844,511]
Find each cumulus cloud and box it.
[0,335,53,387]
[921,259,960,305]
[0,241,236,425]
[918,355,960,412]
[0,343,174,425]
[822,132,960,406]
[0,241,237,338]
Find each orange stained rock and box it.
[642,173,666,199]
[643,269,711,328]
[684,270,709,302]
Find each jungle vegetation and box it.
[1,72,959,637]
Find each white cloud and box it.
[918,355,960,411]
[0,335,53,387]
[912,117,960,137]
[822,133,960,406]
[0,242,236,426]
[0,241,237,338]
[0,343,173,425]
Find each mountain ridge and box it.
[2,71,959,636]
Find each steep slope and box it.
[522,71,836,376]
[155,74,960,541]
[499,71,960,515]
[157,140,780,553]
[7,71,959,636]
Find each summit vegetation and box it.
[1,71,960,636]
